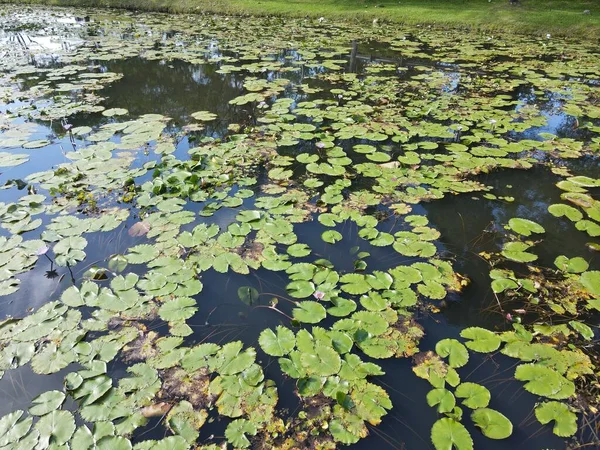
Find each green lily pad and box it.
[460,327,501,353]
[471,408,512,439]
[431,418,473,450]
[322,230,343,244]
[515,364,575,399]
[259,326,296,356]
[286,280,316,298]
[29,390,66,416]
[293,301,326,323]
[554,255,589,273]
[534,401,577,437]
[580,271,600,296]
[455,383,491,409]
[548,204,583,222]
[300,344,341,376]
[426,388,456,413]
[191,111,218,121]
[435,339,469,368]
[35,410,76,447]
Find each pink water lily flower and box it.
[61,118,73,131]
[313,291,325,300]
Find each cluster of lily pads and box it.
[0,4,599,449]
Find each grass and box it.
[3,0,600,39]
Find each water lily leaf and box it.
[435,339,469,368]
[329,416,364,445]
[108,254,128,273]
[0,411,32,447]
[548,204,583,222]
[427,388,456,413]
[287,243,311,257]
[554,255,588,273]
[454,383,490,409]
[166,401,207,445]
[322,230,343,244]
[300,344,341,376]
[111,273,138,292]
[225,419,257,448]
[29,391,66,416]
[418,281,446,300]
[102,108,128,117]
[72,375,113,406]
[31,343,75,374]
[97,436,132,449]
[237,286,259,305]
[213,343,256,376]
[501,242,537,263]
[287,263,317,281]
[491,278,518,293]
[431,418,473,450]
[327,297,357,317]
[366,271,393,290]
[286,280,315,298]
[191,111,217,121]
[293,301,326,323]
[23,139,51,149]
[534,401,577,437]
[471,408,512,439]
[351,381,392,425]
[340,274,370,295]
[259,326,295,356]
[0,152,28,167]
[54,236,87,266]
[568,320,593,340]
[126,245,159,264]
[514,364,575,399]
[580,271,600,296]
[134,436,187,450]
[507,218,545,236]
[236,210,262,223]
[460,327,501,353]
[278,351,305,378]
[158,297,197,322]
[576,219,600,236]
[35,410,75,447]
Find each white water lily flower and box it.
[36,245,49,256]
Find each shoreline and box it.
[2,0,599,40]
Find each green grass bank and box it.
[3,0,600,39]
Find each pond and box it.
[0,5,599,449]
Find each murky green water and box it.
[0,5,598,450]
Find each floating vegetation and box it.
[0,4,599,449]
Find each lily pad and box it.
[534,401,577,437]
[259,326,295,357]
[471,408,513,439]
[431,418,473,450]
